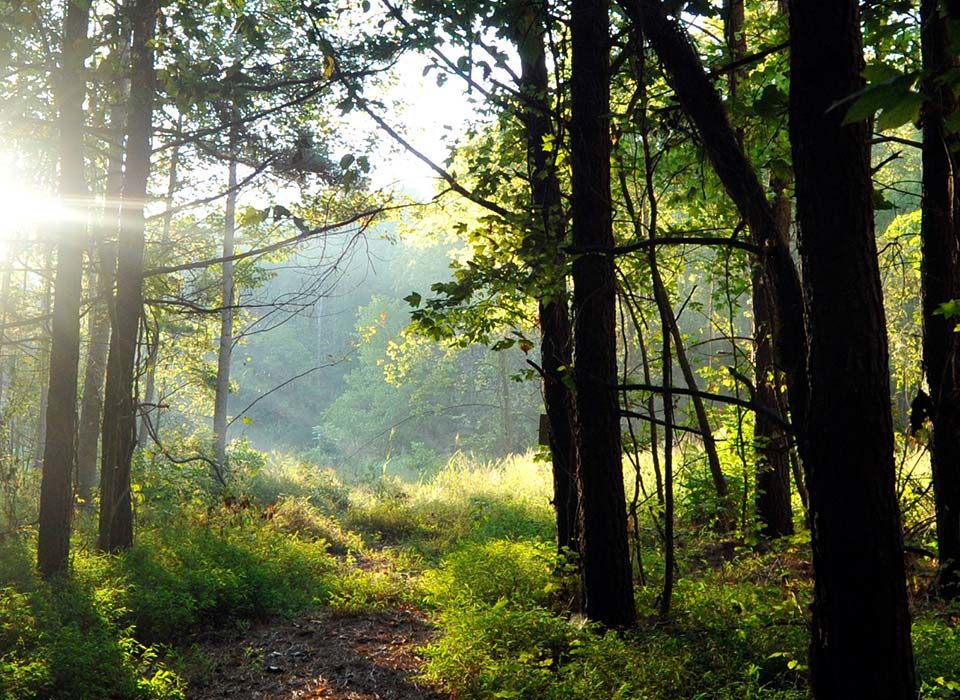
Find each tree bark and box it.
[98,0,157,553]
[920,0,960,600]
[570,0,636,629]
[753,183,794,538]
[510,4,580,557]
[33,245,53,468]
[77,256,111,506]
[139,119,180,447]
[37,0,92,578]
[497,350,513,455]
[620,0,808,437]
[77,58,126,505]
[212,122,237,481]
[788,1,916,696]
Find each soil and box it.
[188,607,447,699]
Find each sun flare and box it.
[0,152,71,239]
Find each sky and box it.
[365,52,483,201]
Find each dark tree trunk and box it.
[754,185,794,538]
[621,0,808,438]
[37,0,91,579]
[788,1,916,696]
[98,0,156,553]
[77,74,125,506]
[570,0,636,629]
[510,5,580,557]
[76,257,111,506]
[720,0,793,538]
[920,0,960,600]
[666,310,732,528]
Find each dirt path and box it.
[188,607,446,699]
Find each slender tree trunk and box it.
[37,0,91,578]
[98,0,157,553]
[76,258,111,506]
[212,124,237,480]
[510,6,580,556]
[788,1,916,696]
[754,183,794,537]
[658,279,675,617]
[497,350,513,455]
[622,0,808,438]
[77,67,126,505]
[666,306,732,527]
[571,0,636,629]
[0,246,14,412]
[138,120,179,447]
[720,0,793,538]
[920,0,960,600]
[33,245,53,468]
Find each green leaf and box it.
[839,72,918,126]
[339,153,355,169]
[873,189,896,210]
[753,84,786,118]
[876,93,923,131]
[768,158,792,183]
[934,299,960,319]
[242,416,254,425]
[404,292,422,308]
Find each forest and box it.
[0,0,957,698]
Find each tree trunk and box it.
[98,0,157,553]
[33,244,53,468]
[497,350,513,455]
[510,6,580,557]
[37,0,91,578]
[720,0,793,538]
[920,0,960,600]
[212,124,237,481]
[570,0,636,629]
[76,257,111,506]
[788,1,916,696]
[754,184,794,538]
[665,305,732,528]
[139,120,179,447]
[622,0,808,438]
[77,65,126,506]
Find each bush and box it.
[118,517,336,642]
[0,564,184,700]
[266,496,363,555]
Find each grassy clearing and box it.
[2,449,960,699]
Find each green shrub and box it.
[266,496,364,555]
[118,519,336,642]
[422,539,559,609]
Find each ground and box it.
[189,607,446,700]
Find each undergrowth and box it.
[3,449,960,699]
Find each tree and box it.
[506,0,579,557]
[78,9,128,504]
[788,0,916,695]
[37,0,92,578]
[212,112,238,480]
[570,0,636,628]
[99,0,158,552]
[621,0,808,442]
[920,0,960,599]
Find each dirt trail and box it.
[189,607,446,699]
